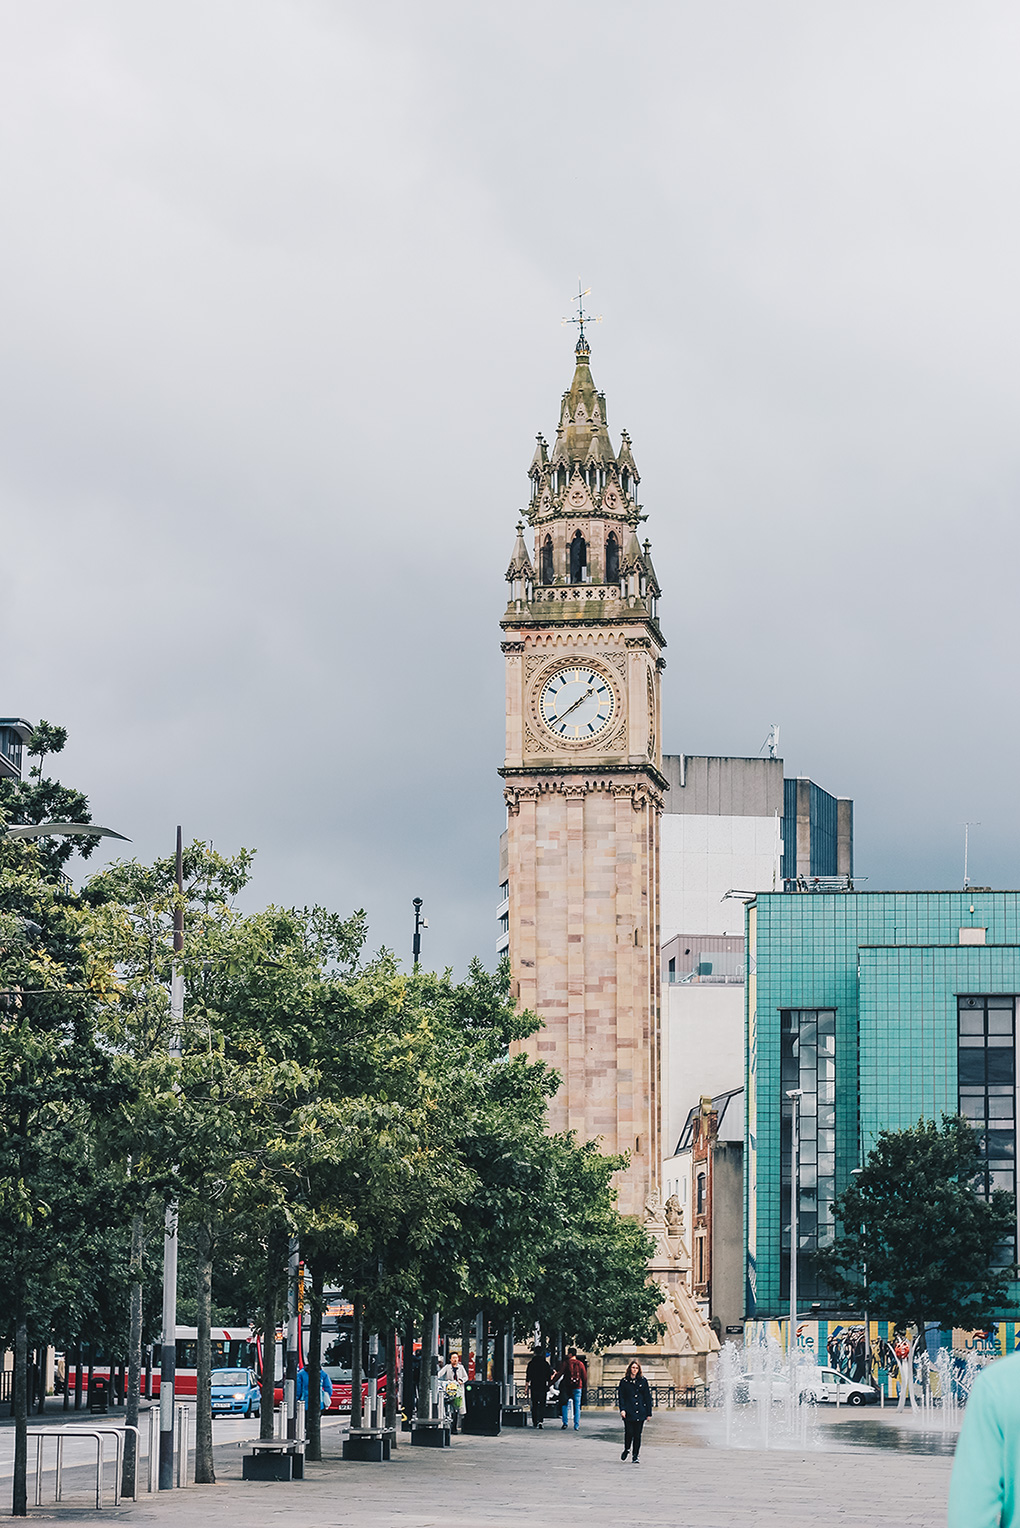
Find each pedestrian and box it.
[552,1356,571,1428]
[563,1347,587,1431]
[437,1351,468,1434]
[948,1350,1020,1525]
[618,1360,652,1464]
[296,1367,333,1412]
[525,1349,553,1429]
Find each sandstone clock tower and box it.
[500,332,667,1218]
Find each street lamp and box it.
[3,822,130,841]
[412,898,427,971]
[850,1167,871,1387]
[786,1089,803,1359]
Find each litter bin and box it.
[89,1376,109,1414]
[462,1380,501,1436]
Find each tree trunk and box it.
[260,1233,283,1439]
[350,1299,363,1429]
[74,1342,84,1410]
[122,1211,145,1498]
[402,1318,415,1418]
[194,1218,215,1483]
[12,1307,27,1516]
[306,1259,324,1462]
[461,1315,471,1378]
[384,1327,398,1433]
[417,1313,434,1420]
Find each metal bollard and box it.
[174,1405,189,1487]
[275,1403,284,1439]
[296,1400,306,1440]
[148,1406,159,1491]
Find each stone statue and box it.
[644,1189,665,1226]
[664,1194,683,1236]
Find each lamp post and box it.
[2,822,130,843]
[159,828,184,1490]
[412,898,427,971]
[786,1088,803,1361]
[285,1237,300,1441]
[850,1167,870,1387]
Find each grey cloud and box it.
[2,0,1019,972]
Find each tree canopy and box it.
[815,1114,1016,1339]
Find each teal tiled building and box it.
[745,890,1020,1319]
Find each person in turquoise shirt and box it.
[949,1352,1020,1526]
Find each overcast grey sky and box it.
[3,1,1020,972]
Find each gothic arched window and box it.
[569,531,587,585]
[540,535,554,586]
[605,532,620,584]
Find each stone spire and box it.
[549,337,617,474]
[506,521,533,579]
[526,337,643,528]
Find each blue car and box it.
[211,1367,261,1417]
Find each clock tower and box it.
[500,333,666,1218]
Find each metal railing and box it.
[514,1382,703,1411]
[26,1424,139,1509]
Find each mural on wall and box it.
[743,1318,1005,1394]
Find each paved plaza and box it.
[0,1405,957,1527]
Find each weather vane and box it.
[562,280,602,345]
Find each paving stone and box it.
[1,1406,953,1528]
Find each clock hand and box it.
[554,686,596,722]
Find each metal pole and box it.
[786,1089,802,1363]
[159,827,185,1491]
[367,1331,379,1422]
[851,1167,870,1388]
[412,898,425,971]
[285,1237,299,1440]
[964,823,979,889]
[430,1314,440,1419]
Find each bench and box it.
[242,1440,305,1481]
[409,1418,451,1449]
[342,1426,396,1462]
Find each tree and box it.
[0,819,130,1514]
[814,1115,1016,1407]
[0,720,95,878]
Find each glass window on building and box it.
[958,995,1017,1265]
[780,1008,836,1302]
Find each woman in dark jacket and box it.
[618,1361,652,1463]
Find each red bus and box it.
[65,1327,260,1401]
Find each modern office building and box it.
[657,756,852,1172]
[746,889,1020,1321]
[0,719,32,782]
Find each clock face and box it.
[539,667,616,740]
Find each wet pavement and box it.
[0,1403,958,1526]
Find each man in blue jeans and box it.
[560,1349,587,1431]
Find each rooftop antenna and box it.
[562,280,602,348]
[760,723,780,760]
[964,822,980,889]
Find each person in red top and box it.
[561,1348,587,1431]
